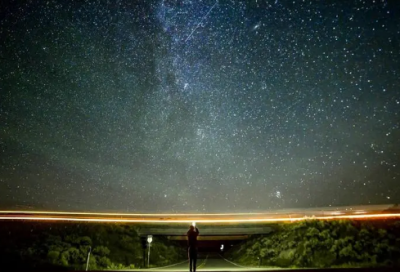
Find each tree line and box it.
[0,221,186,270]
[225,219,400,268]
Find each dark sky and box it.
[0,0,399,213]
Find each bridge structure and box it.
[137,225,273,241]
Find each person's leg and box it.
[189,257,193,272]
[188,248,192,272]
[193,250,197,272]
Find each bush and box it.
[226,220,400,268]
[0,222,186,270]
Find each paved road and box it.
[199,253,243,271]
[127,253,277,272]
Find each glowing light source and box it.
[147,235,153,268]
[354,210,366,214]
[192,221,196,227]
[330,211,343,215]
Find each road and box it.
[128,253,274,272]
[198,253,261,271]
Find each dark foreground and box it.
[126,253,400,272]
[1,251,400,272]
[1,220,400,270]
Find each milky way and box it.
[1,0,399,212]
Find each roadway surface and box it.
[127,253,271,272]
[127,254,400,272]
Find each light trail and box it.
[1,205,398,224]
[185,0,218,42]
[0,213,399,224]
[0,204,391,217]
[0,210,268,216]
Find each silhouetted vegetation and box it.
[0,222,186,271]
[226,220,400,268]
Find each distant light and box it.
[192,222,196,227]
[330,211,343,215]
[220,244,224,251]
[147,235,153,244]
[354,210,366,214]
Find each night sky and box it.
[1,0,399,213]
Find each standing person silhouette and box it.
[187,224,199,272]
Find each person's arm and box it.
[195,227,199,235]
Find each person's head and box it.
[189,225,195,231]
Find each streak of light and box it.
[330,211,343,215]
[185,1,218,42]
[0,213,400,224]
[354,210,367,214]
[0,210,268,216]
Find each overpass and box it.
[137,226,273,236]
[137,226,273,242]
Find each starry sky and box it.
[0,0,399,213]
